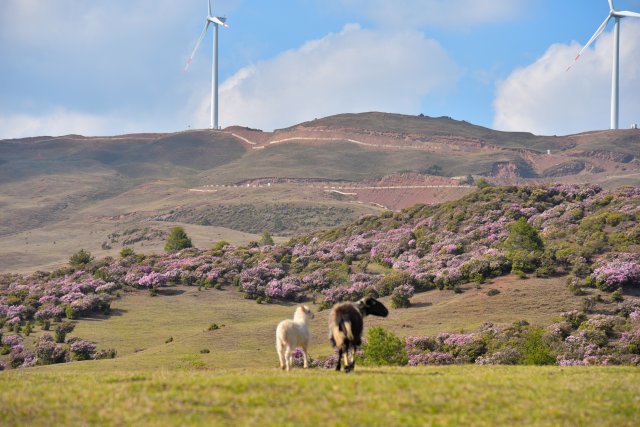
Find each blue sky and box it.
[1,0,640,138]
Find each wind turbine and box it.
[568,0,640,130]
[186,0,228,130]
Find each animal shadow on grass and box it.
[156,289,186,296]
[410,302,432,309]
[82,308,128,321]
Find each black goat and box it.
[328,297,388,372]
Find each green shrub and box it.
[611,290,624,302]
[164,227,193,253]
[391,285,414,308]
[518,327,556,365]
[260,230,274,246]
[94,348,117,359]
[54,321,76,343]
[69,249,94,267]
[65,305,78,320]
[566,276,585,296]
[487,289,500,296]
[362,327,408,366]
[120,247,135,257]
[476,178,491,189]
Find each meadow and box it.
[2,182,640,425]
[2,366,640,426]
[1,283,639,426]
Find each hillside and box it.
[1,184,640,372]
[1,112,640,274]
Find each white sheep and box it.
[276,305,314,371]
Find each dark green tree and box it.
[503,218,544,274]
[260,230,274,246]
[164,227,193,252]
[69,249,94,267]
[504,217,544,252]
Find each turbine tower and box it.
[186,0,228,130]
[568,0,640,129]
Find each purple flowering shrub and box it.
[591,257,640,292]
[266,277,304,301]
[34,333,68,364]
[69,338,97,361]
[391,284,414,308]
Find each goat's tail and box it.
[331,317,354,349]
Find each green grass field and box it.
[2,278,637,426]
[2,366,639,426]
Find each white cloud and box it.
[0,108,159,139]
[209,24,459,130]
[327,0,530,30]
[494,20,640,135]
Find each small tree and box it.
[504,218,544,273]
[504,218,544,253]
[69,249,94,267]
[260,230,274,246]
[120,247,135,257]
[164,227,193,252]
[362,327,408,366]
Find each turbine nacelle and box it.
[207,16,228,27]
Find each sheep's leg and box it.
[284,347,292,371]
[276,340,285,370]
[301,344,309,368]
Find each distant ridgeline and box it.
[2,183,640,368]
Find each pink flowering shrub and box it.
[69,339,97,361]
[265,277,304,301]
[591,260,640,292]
[408,351,455,366]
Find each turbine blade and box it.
[609,0,614,11]
[615,10,640,18]
[185,21,210,70]
[211,16,228,27]
[208,0,212,17]
[567,15,611,71]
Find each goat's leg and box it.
[342,348,351,373]
[336,349,343,371]
[348,348,356,372]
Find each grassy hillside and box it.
[295,112,571,152]
[204,140,523,184]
